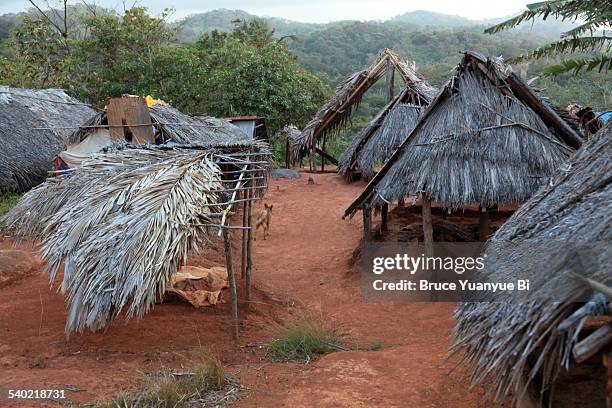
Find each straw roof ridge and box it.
[452,122,611,406]
[292,49,436,160]
[344,52,583,217]
[0,86,97,192]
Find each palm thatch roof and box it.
[338,92,427,181]
[3,142,269,334]
[344,52,582,217]
[69,104,251,147]
[0,86,97,193]
[292,49,437,160]
[452,122,611,406]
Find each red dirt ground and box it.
[0,171,486,407]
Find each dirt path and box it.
[0,171,483,407]
[236,172,483,407]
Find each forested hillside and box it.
[0,6,608,153]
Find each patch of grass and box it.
[0,193,22,220]
[268,318,344,362]
[368,342,385,351]
[87,353,228,408]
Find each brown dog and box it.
[255,203,273,240]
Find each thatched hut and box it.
[60,98,251,168]
[272,124,302,168]
[453,122,611,407]
[4,97,270,337]
[292,49,436,169]
[0,86,97,193]
[344,52,582,243]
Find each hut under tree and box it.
[271,124,302,168]
[292,49,436,172]
[0,86,97,193]
[453,122,612,407]
[344,52,582,248]
[4,96,269,340]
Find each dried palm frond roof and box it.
[292,49,437,160]
[452,122,611,406]
[338,79,432,181]
[0,86,97,193]
[69,104,251,147]
[344,52,583,217]
[3,143,269,334]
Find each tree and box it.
[486,0,611,74]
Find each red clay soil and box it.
[0,171,485,407]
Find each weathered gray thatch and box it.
[3,143,269,334]
[271,124,301,144]
[292,49,437,160]
[452,122,611,406]
[0,86,97,192]
[338,100,424,181]
[70,104,250,147]
[344,52,582,217]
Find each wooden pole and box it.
[479,206,489,242]
[363,204,373,241]
[385,58,395,103]
[222,228,239,341]
[285,138,290,168]
[245,184,253,304]
[398,197,405,207]
[241,189,248,279]
[381,203,388,233]
[321,135,326,172]
[422,193,434,259]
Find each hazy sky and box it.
[0,0,530,22]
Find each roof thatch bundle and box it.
[292,49,437,160]
[338,100,424,181]
[271,124,301,144]
[452,122,611,406]
[70,104,250,147]
[344,52,582,217]
[0,86,97,193]
[3,142,269,334]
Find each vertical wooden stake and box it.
[381,203,388,233]
[241,190,248,279]
[479,206,489,242]
[321,135,326,172]
[422,193,434,258]
[246,185,253,304]
[363,204,373,241]
[222,228,239,341]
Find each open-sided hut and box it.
[453,122,611,407]
[344,52,582,244]
[0,86,97,192]
[292,49,436,169]
[60,97,251,168]
[4,97,269,338]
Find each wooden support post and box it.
[422,193,434,259]
[385,58,395,103]
[245,184,253,304]
[241,189,248,279]
[285,138,290,168]
[363,205,373,241]
[605,348,612,408]
[479,206,489,242]
[381,203,388,233]
[222,228,239,341]
[321,135,326,172]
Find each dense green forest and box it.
[0,6,609,161]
